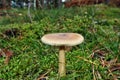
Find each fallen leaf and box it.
[0,48,13,64]
[2,49,13,57]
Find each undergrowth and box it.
[0,4,120,80]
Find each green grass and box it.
[0,4,120,80]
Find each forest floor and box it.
[0,4,120,80]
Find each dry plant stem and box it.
[96,70,102,79]
[37,68,52,80]
[92,65,96,80]
[76,56,98,65]
[4,56,10,64]
[59,46,66,77]
[108,69,118,80]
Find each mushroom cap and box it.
[41,33,84,46]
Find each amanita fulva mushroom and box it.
[41,33,84,77]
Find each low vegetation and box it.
[0,4,120,80]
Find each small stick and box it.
[92,65,96,80]
[37,68,52,80]
[108,69,118,80]
[4,56,10,64]
[96,70,102,79]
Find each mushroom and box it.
[41,33,84,77]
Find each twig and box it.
[96,70,102,79]
[37,68,53,80]
[92,65,102,80]
[4,56,10,65]
[92,65,96,80]
[108,69,118,80]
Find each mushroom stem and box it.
[59,46,66,77]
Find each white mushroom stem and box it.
[59,46,66,77]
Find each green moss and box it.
[0,4,120,80]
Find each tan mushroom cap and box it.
[41,33,84,46]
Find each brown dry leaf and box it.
[3,49,13,57]
[4,49,13,64]
[0,48,13,64]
